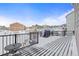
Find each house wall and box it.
[66,11,75,35]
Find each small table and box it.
[5,43,21,55]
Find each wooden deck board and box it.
[18,36,77,56]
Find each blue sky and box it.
[0,3,73,26]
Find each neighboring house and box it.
[51,24,66,36]
[0,26,9,34]
[0,26,15,35]
[9,22,27,32]
[0,26,8,31]
[51,24,66,32]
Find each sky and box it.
[0,3,73,27]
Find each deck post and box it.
[15,34,17,44]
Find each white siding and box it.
[66,11,75,32]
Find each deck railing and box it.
[0,32,39,55]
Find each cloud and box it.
[0,8,74,27]
[39,8,74,26]
[39,15,66,26]
[0,16,22,27]
[24,17,37,26]
[0,16,37,27]
[0,16,11,27]
[40,17,61,25]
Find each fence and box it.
[0,32,39,55]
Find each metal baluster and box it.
[2,36,4,54]
[17,34,18,43]
[6,36,8,46]
[22,35,25,46]
[9,36,11,44]
[18,34,20,43]
[10,36,12,44]
[15,34,17,44]
[22,34,23,46]
[37,32,39,43]
[6,36,8,53]
[13,35,15,44]
[29,32,31,44]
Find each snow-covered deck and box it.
[33,36,61,47]
[18,36,78,56]
[0,33,78,56]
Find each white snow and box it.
[33,36,61,47]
